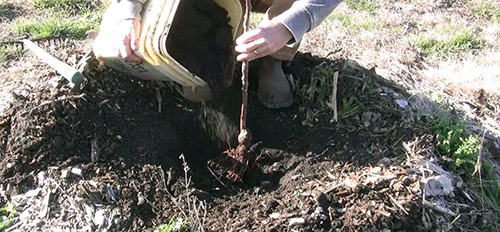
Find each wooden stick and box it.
[240,0,252,132]
[332,71,339,122]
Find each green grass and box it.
[472,2,500,23]
[428,114,500,212]
[32,0,103,14]
[328,12,381,31]
[299,62,362,120]
[417,31,486,57]
[0,203,16,231]
[12,13,101,39]
[155,215,189,232]
[343,0,379,14]
[337,97,361,120]
[425,91,451,110]
[0,44,23,64]
[0,1,11,17]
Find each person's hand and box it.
[235,19,293,62]
[116,18,142,63]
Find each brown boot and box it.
[255,56,293,109]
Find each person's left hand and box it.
[235,19,293,62]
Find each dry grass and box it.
[302,0,500,135]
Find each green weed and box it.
[425,91,451,110]
[472,3,500,23]
[301,63,337,108]
[0,203,16,231]
[300,63,361,120]
[0,44,23,64]
[417,31,485,57]
[155,215,188,232]
[428,114,500,211]
[343,0,379,14]
[338,97,361,120]
[13,13,100,39]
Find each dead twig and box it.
[331,71,339,122]
[21,93,85,116]
[472,130,487,210]
[424,200,458,217]
[472,130,486,176]
[207,165,227,188]
[389,194,409,215]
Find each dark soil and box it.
[167,0,234,95]
[0,51,493,231]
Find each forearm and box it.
[274,0,342,45]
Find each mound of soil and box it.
[0,52,493,231]
[167,0,234,95]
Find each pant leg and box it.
[264,0,299,61]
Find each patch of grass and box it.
[301,63,335,107]
[472,2,500,23]
[343,0,379,14]
[0,44,23,64]
[429,116,478,173]
[417,31,486,57]
[12,13,100,39]
[328,12,381,31]
[155,215,189,232]
[32,0,103,14]
[425,91,451,110]
[299,62,362,120]
[0,1,11,17]
[338,97,362,120]
[428,114,500,212]
[0,203,16,231]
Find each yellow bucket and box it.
[94,0,242,87]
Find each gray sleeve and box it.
[274,0,342,46]
[111,0,147,21]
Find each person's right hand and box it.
[116,18,142,63]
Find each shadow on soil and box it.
[0,52,497,231]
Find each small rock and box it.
[378,157,391,167]
[336,208,346,213]
[424,175,454,196]
[316,193,330,209]
[20,210,31,221]
[289,217,305,226]
[61,169,69,179]
[269,213,281,219]
[94,209,105,226]
[395,99,408,108]
[266,200,279,213]
[25,188,41,197]
[71,168,83,177]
